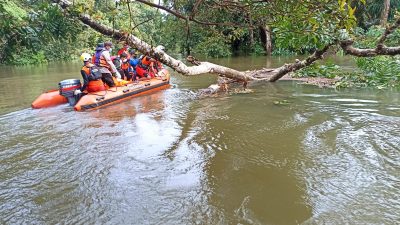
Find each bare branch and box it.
[377,18,400,45]
[134,0,254,28]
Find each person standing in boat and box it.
[74,53,105,96]
[93,41,121,87]
[117,42,130,57]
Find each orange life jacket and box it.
[82,63,103,81]
[141,57,151,66]
[121,61,130,70]
[82,64,104,92]
[81,64,93,75]
[99,54,110,69]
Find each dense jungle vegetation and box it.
[0,0,399,87]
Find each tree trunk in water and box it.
[248,14,254,50]
[380,0,390,26]
[265,25,272,55]
[259,25,272,55]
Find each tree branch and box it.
[134,0,253,28]
[340,18,400,57]
[377,17,400,45]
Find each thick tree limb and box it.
[340,17,400,57]
[79,19,251,81]
[340,40,400,56]
[268,45,332,82]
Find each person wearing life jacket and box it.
[92,43,104,65]
[136,52,158,79]
[117,43,130,57]
[119,53,134,81]
[74,53,106,96]
[94,41,121,87]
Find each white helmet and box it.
[80,53,92,62]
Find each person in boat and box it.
[119,53,134,81]
[74,53,105,96]
[129,50,140,68]
[93,41,121,87]
[117,43,130,57]
[128,50,140,81]
[136,52,159,79]
[112,55,124,80]
[92,43,103,64]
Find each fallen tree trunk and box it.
[56,0,332,83]
[55,0,400,89]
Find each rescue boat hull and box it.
[74,78,170,111]
[31,69,171,111]
[31,90,68,109]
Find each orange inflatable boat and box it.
[32,89,68,109]
[32,69,170,111]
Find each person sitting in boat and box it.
[129,50,140,68]
[118,53,134,81]
[136,52,158,79]
[74,53,105,96]
[93,41,121,87]
[128,50,140,81]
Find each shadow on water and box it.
[1,57,400,224]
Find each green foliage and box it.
[251,43,266,55]
[336,25,400,88]
[354,25,400,48]
[11,48,47,65]
[293,61,341,79]
[335,56,400,89]
[271,48,296,56]
[354,56,400,87]
[193,36,232,58]
[0,0,88,65]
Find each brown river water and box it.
[0,56,399,224]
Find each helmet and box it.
[80,53,92,62]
